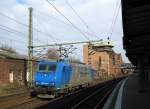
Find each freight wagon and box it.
[31,60,95,98]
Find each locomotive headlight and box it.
[35,82,39,85]
[57,88,60,90]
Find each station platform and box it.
[103,74,150,109]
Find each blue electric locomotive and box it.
[31,60,94,98]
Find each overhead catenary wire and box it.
[0,35,26,44]
[0,11,58,57]
[46,0,90,41]
[0,26,47,55]
[0,26,29,53]
[33,48,47,56]
[35,10,99,39]
[65,0,88,28]
[33,15,59,44]
[0,11,59,58]
[110,3,121,38]
[65,0,101,40]
[0,12,28,27]
[0,25,46,44]
[107,0,119,37]
[33,7,103,41]
[0,24,27,36]
[0,11,59,43]
[0,41,28,53]
[34,10,71,26]
[108,0,121,39]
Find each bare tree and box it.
[69,55,81,63]
[46,48,59,59]
[0,44,17,54]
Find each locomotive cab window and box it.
[48,64,57,72]
[39,64,47,71]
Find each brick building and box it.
[0,50,27,85]
[83,41,123,77]
[0,50,37,86]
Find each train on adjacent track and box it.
[30,60,96,98]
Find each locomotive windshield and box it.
[38,64,57,72]
[48,64,57,72]
[39,64,47,71]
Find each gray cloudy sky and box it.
[0,0,129,62]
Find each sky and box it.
[0,0,129,62]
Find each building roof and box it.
[92,41,114,47]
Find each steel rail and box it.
[5,98,39,109]
[0,91,28,100]
[5,88,85,109]
[71,81,115,109]
[94,86,115,109]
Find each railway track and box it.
[71,80,117,109]
[0,92,34,109]
[0,91,54,109]
[0,78,123,109]
[5,97,63,109]
[36,78,122,109]
[0,89,83,109]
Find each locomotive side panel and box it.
[58,63,72,89]
[54,61,72,89]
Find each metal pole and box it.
[28,7,33,87]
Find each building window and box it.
[112,56,115,65]
[99,56,101,65]
[9,70,13,83]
